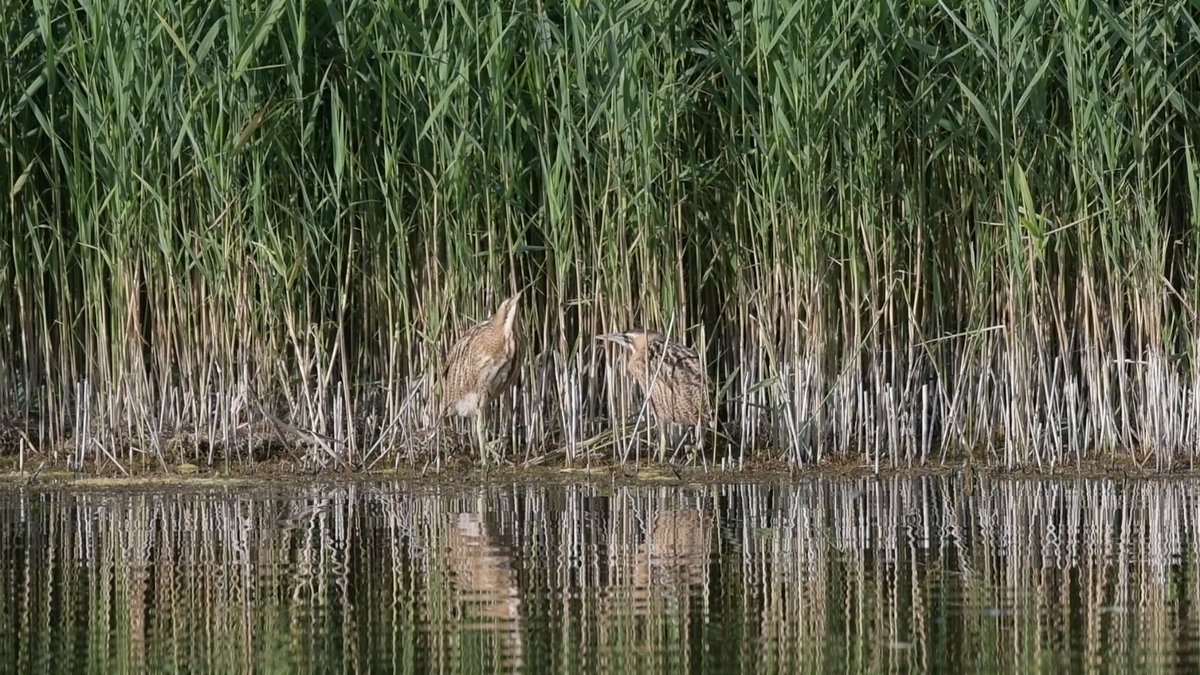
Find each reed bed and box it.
[2,478,1199,671]
[2,0,1199,470]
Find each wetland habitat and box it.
[5,0,1200,670]
[4,0,1200,474]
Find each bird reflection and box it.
[444,511,525,666]
[604,507,714,620]
[637,509,713,589]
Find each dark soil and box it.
[2,445,1197,489]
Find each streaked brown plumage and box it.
[441,291,523,463]
[595,329,709,428]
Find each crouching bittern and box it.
[595,328,710,458]
[441,291,523,465]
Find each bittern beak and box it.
[594,332,633,350]
[494,290,522,317]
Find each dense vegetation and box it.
[2,0,1198,472]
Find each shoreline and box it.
[3,453,1197,489]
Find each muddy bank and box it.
[2,450,1196,490]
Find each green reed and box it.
[1,0,1198,470]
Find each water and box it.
[1,475,1198,673]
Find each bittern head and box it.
[491,290,522,335]
[594,328,664,353]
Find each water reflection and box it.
[445,510,525,666]
[1,476,1199,672]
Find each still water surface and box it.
[1,475,1198,672]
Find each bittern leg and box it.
[668,427,697,464]
[500,393,516,462]
[474,415,489,467]
[423,421,442,476]
[655,427,669,464]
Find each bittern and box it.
[595,328,710,456]
[440,291,523,464]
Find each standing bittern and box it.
[595,328,710,457]
[441,291,523,465]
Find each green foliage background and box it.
[2,0,1198,468]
